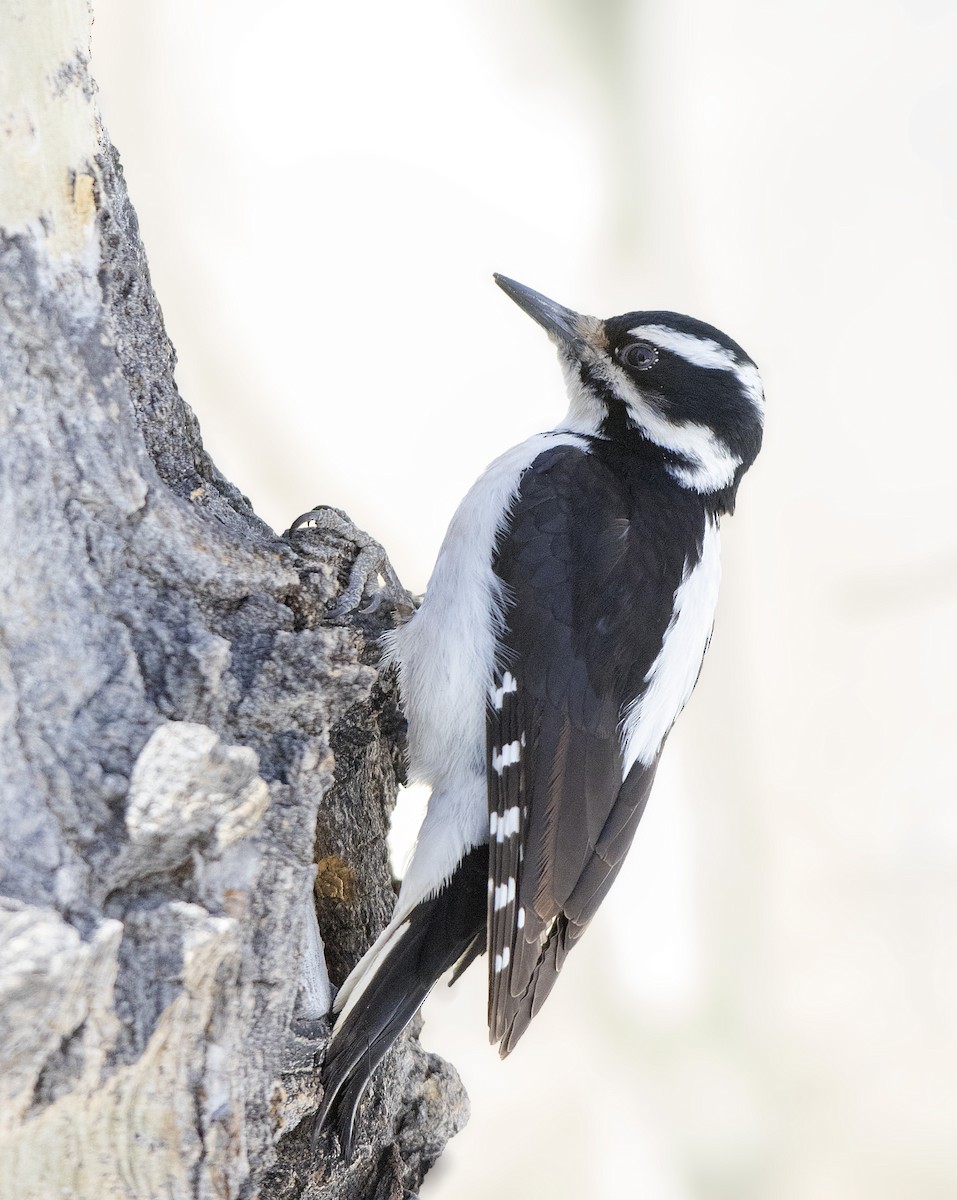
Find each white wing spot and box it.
[502,806,521,838]
[492,671,518,710]
[491,740,522,774]
[517,906,526,930]
[493,877,517,910]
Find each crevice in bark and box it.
[0,15,468,1199]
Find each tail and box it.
[314,844,487,1159]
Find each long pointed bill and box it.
[493,274,584,351]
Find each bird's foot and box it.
[286,505,418,621]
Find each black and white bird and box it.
[315,275,764,1156]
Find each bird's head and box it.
[494,274,764,509]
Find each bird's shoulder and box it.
[494,433,710,725]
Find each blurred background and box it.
[92,2,957,1196]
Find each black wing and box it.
[486,441,704,1052]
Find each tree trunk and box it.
[0,4,467,1196]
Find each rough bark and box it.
[0,5,467,1197]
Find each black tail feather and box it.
[314,844,488,1159]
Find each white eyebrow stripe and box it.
[629,324,738,371]
[630,323,765,421]
[732,361,766,420]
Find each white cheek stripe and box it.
[620,517,722,777]
[656,420,740,493]
[584,351,741,493]
[629,323,765,420]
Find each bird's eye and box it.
[619,341,658,371]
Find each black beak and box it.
[493,274,583,351]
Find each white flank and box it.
[380,431,589,926]
[620,517,722,777]
[333,435,589,1042]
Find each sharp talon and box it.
[288,505,417,621]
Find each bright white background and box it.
[93,3,957,1196]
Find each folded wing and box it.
[486,442,706,1052]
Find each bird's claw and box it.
[287,505,418,622]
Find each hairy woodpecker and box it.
[314,275,764,1156]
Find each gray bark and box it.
[0,6,467,1197]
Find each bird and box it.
[313,274,765,1157]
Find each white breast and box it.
[391,430,589,792]
[620,515,722,777]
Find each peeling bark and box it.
[0,4,467,1196]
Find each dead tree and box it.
[0,4,467,1196]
